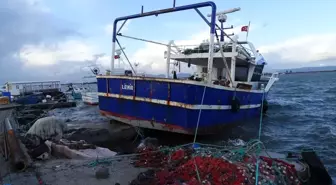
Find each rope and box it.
[258,88,265,140]
[117,33,169,47]
[192,85,207,144]
[254,88,266,185]
[132,127,144,144]
[214,31,234,87]
[115,39,136,75]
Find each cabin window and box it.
[235,66,249,81]
[202,67,208,73]
[16,85,19,89]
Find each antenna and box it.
[208,8,240,42]
[81,53,105,76]
[115,48,125,54]
[207,7,241,17]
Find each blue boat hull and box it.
[97,76,266,134]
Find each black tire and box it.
[231,98,240,113]
[262,99,268,114]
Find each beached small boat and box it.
[97,2,279,135]
[82,91,98,105]
[80,57,103,105]
[65,84,83,100]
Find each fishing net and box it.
[130,140,302,185]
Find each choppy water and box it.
[264,72,336,182]
[56,72,336,181]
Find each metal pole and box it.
[117,20,128,34]
[5,118,26,171]
[214,32,233,87]
[3,121,8,160]
[116,39,136,75]
[246,21,251,41]
[111,40,116,74]
[220,22,224,42]
[111,1,217,77]
[117,33,169,46]
[206,5,217,84]
[166,41,173,78]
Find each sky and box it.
[1,0,336,83]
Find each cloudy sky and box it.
[1,0,335,83]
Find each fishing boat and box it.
[65,84,83,100]
[97,1,279,135]
[81,78,99,105]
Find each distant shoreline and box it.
[282,70,336,75]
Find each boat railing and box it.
[174,43,235,55]
[270,72,279,79]
[237,45,254,58]
[173,43,255,59]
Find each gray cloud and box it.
[0,0,81,83]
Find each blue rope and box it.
[192,85,207,182]
[193,85,207,144]
[257,89,265,140]
[255,88,265,185]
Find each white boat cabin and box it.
[164,38,274,90]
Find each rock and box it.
[21,134,43,149]
[138,137,159,149]
[28,142,50,159]
[36,152,49,160]
[17,113,38,120]
[26,116,67,141]
[64,128,110,145]
[20,109,44,116]
[95,167,109,179]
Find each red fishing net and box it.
[131,146,302,185]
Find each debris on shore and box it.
[0,102,142,185]
[0,103,333,185]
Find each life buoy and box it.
[231,98,240,113]
[262,99,268,114]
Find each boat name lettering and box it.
[122,84,134,90]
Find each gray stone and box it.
[138,137,159,149]
[143,137,159,148]
[95,167,110,179]
[26,116,67,141]
[64,128,111,144]
[64,121,137,145]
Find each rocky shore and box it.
[0,103,149,185]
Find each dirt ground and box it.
[1,157,145,185]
